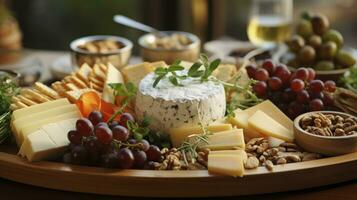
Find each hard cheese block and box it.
[19,111,81,146]
[18,118,76,162]
[135,71,226,131]
[248,110,294,142]
[169,123,233,147]
[203,129,245,150]
[209,149,248,163]
[102,63,124,104]
[208,154,244,177]
[121,62,166,86]
[12,98,70,121]
[227,100,292,141]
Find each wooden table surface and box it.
[0,178,356,199]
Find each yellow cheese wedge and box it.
[203,129,245,150]
[209,149,248,163]
[208,154,244,177]
[169,124,233,147]
[18,111,81,146]
[12,104,79,136]
[18,130,62,162]
[248,110,294,142]
[121,62,155,86]
[227,111,263,141]
[102,63,124,103]
[12,98,70,121]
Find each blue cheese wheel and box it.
[135,71,226,132]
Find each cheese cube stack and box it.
[11,98,81,146]
[208,150,245,177]
[204,129,245,150]
[18,118,77,162]
[169,123,233,147]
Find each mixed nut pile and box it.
[300,113,357,136]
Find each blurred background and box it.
[3,0,357,53]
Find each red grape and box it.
[245,64,257,78]
[76,118,94,137]
[254,69,269,81]
[253,81,267,97]
[88,111,103,126]
[95,122,108,130]
[309,80,324,93]
[309,90,324,100]
[322,93,334,106]
[295,68,309,81]
[307,68,316,81]
[282,88,296,103]
[309,99,324,111]
[71,145,87,165]
[262,59,276,75]
[100,152,119,168]
[139,139,150,151]
[112,125,129,142]
[290,79,305,92]
[68,130,82,145]
[109,121,119,130]
[267,77,283,91]
[324,80,336,92]
[118,148,134,169]
[84,136,100,152]
[146,145,161,162]
[143,161,156,170]
[128,139,137,144]
[119,113,135,127]
[95,126,113,144]
[297,90,310,103]
[274,65,291,84]
[287,101,305,119]
[270,91,282,104]
[133,150,147,169]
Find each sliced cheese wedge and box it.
[18,111,81,146]
[102,63,124,103]
[12,98,70,121]
[208,154,244,177]
[209,149,248,163]
[169,124,233,147]
[248,110,294,142]
[227,111,263,141]
[203,129,245,150]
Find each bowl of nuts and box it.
[70,35,133,69]
[294,111,357,156]
[138,31,200,64]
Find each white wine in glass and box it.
[247,0,293,48]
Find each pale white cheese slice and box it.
[102,63,124,104]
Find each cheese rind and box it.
[208,154,244,177]
[169,124,233,147]
[12,98,69,121]
[135,71,226,131]
[203,129,245,150]
[248,110,294,142]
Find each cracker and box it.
[10,104,18,110]
[21,89,51,103]
[64,88,96,103]
[17,95,38,106]
[89,82,103,92]
[11,96,20,103]
[76,63,92,83]
[15,101,28,109]
[99,63,108,73]
[70,75,88,89]
[92,64,106,81]
[89,76,104,87]
[34,82,60,99]
[64,83,79,91]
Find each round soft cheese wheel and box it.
[135,71,226,132]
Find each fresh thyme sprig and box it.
[108,82,137,122]
[152,54,221,87]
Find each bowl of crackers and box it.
[70,35,133,69]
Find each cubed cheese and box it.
[169,123,233,147]
[248,110,294,142]
[208,154,244,177]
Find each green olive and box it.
[322,29,344,48]
[297,19,313,38]
[315,61,335,71]
[308,35,322,49]
[319,41,337,60]
[286,35,305,53]
[298,45,316,65]
[336,50,356,68]
[311,14,330,35]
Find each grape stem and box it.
[108,98,131,123]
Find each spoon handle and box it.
[113,15,158,33]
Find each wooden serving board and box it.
[0,143,356,197]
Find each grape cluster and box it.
[247,59,336,119]
[63,111,161,169]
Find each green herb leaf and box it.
[141,115,151,127]
[153,74,165,88]
[154,67,168,75]
[172,60,182,66]
[188,62,202,77]
[168,65,184,72]
[169,76,181,86]
[209,59,221,73]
